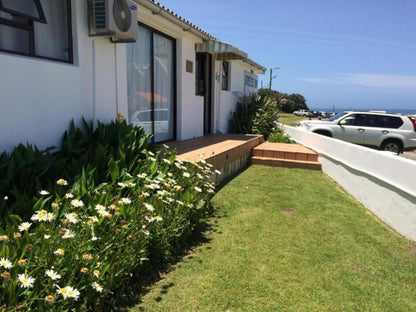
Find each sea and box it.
[309,107,416,116]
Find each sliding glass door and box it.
[126,25,175,142]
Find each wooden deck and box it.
[166,134,263,170]
[165,134,321,172]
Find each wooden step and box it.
[251,142,321,170]
[251,156,322,170]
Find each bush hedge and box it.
[0,117,217,310]
[229,94,278,140]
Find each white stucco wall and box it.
[282,124,416,241]
[217,60,261,134]
[0,0,265,151]
[176,38,204,140]
[0,1,127,152]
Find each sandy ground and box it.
[402,150,416,160]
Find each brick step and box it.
[252,149,318,162]
[252,142,319,162]
[251,156,322,170]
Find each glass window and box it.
[127,25,176,143]
[222,60,229,90]
[0,0,72,63]
[0,23,30,54]
[0,0,46,23]
[376,116,403,129]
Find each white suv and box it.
[297,111,416,153]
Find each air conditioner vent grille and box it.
[94,3,106,29]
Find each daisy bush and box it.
[0,120,218,310]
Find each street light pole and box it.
[269,67,280,90]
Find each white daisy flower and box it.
[91,282,103,293]
[65,193,74,199]
[56,285,80,300]
[45,269,61,280]
[17,273,35,288]
[62,229,75,239]
[70,199,84,208]
[154,215,163,222]
[119,197,131,204]
[93,270,100,278]
[194,186,202,193]
[57,179,68,186]
[18,222,32,232]
[46,212,55,222]
[39,190,50,195]
[31,210,48,222]
[64,213,79,224]
[0,257,12,269]
[89,216,99,223]
[95,204,106,211]
[144,203,155,212]
[54,248,65,255]
[183,172,191,178]
[137,173,147,179]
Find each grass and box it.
[277,112,309,125]
[131,166,416,312]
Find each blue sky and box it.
[158,0,416,111]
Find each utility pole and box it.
[269,67,280,90]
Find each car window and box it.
[375,116,403,129]
[353,114,368,126]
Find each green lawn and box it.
[277,112,309,125]
[132,166,416,312]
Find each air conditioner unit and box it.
[88,0,138,43]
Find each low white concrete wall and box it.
[282,124,416,241]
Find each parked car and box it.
[297,111,416,153]
[293,110,311,116]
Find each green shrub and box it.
[0,120,218,311]
[229,94,279,139]
[229,94,258,134]
[0,117,154,224]
[268,128,294,144]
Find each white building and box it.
[0,0,265,152]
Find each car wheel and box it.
[381,139,402,154]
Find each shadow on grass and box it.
[97,213,217,312]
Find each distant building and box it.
[0,0,265,151]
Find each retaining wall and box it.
[282,124,416,241]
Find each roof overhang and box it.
[243,58,267,74]
[196,40,247,60]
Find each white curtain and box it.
[0,17,30,54]
[126,26,152,134]
[34,0,69,61]
[153,33,174,142]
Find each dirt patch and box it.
[282,208,295,214]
